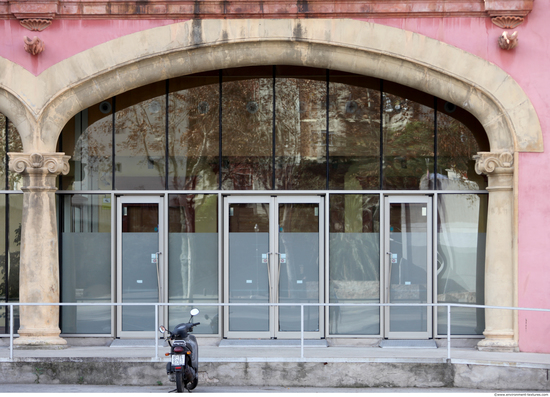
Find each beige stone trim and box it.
[474,151,518,352]
[0,19,543,154]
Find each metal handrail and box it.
[2,302,550,362]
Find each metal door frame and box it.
[223,195,324,339]
[383,195,432,339]
[116,195,164,338]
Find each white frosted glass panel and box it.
[329,233,380,335]
[122,233,158,331]
[62,233,111,334]
[437,194,486,335]
[229,232,269,332]
[278,232,319,332]
[168,233,218,333]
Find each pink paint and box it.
[0,19,184,76]
[1,3,550,353]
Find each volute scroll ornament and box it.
[474,152,514,175]
[9,153,71,176]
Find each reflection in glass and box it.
[115,82,166,190]
[121,203,159,331]
[0,194,22,334]
[383,93,434,190]
[329,195,380,335]
[61,194,111,334]
[7,121,23,190]
[389,202,428,333]
[168,194,218,333]
[222,69,272,190]
[437,194,486,335]
[168,74,219,190]
[329,74,381,189]
[59,102,113,190]
[275,67,326,190]
[437,108,488,190]
[0,114,23,191]
[278,203,319,332]
[228,202,270,331]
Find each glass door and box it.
[384,196,432,339]
[116,196,164,337]
[224,196,323,339]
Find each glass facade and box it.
[0,66,489,338]
[58,66,489,192]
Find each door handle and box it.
[155,252,162,302]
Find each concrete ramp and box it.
[219,339,328,348]
[379,340,437,349]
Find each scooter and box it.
[159,309,200,393]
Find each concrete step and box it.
[1,359,549,390]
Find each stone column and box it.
[9,152,70,347]
[474,151,518,352]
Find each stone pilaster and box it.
[8,152,70,347]
[474,151,518,352]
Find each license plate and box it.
[171,354,185,366]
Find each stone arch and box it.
[0,19,543,153]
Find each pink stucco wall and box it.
[1,2,549,353]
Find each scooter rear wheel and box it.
[175,372,183,393]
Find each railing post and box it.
[154,304,159,361]
[300,304,304,359]
[447,305,451,361]
[9,304,14,361]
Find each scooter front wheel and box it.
[175,372,183,393]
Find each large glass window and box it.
[57,67,488,192]
[329,194,380,335]
[60,194,112,334]
[168,72,220,190]
[329,73,381,190]
[222,67,273,190]
[168,194,218,333]
[59,101,113,191]
[115,82,167,190]
[275,66,327,190]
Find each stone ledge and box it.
[0,360,548,390]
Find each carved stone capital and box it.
[474,152,514,176]
[9,152,70,176]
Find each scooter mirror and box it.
[190,309,200,316]
[158,325,166,333]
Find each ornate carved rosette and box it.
[20,18,52,32]
[474,152,514,175]
[9,153,70,175]
[491,16,524,29]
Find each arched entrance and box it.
[0,19,542,351]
